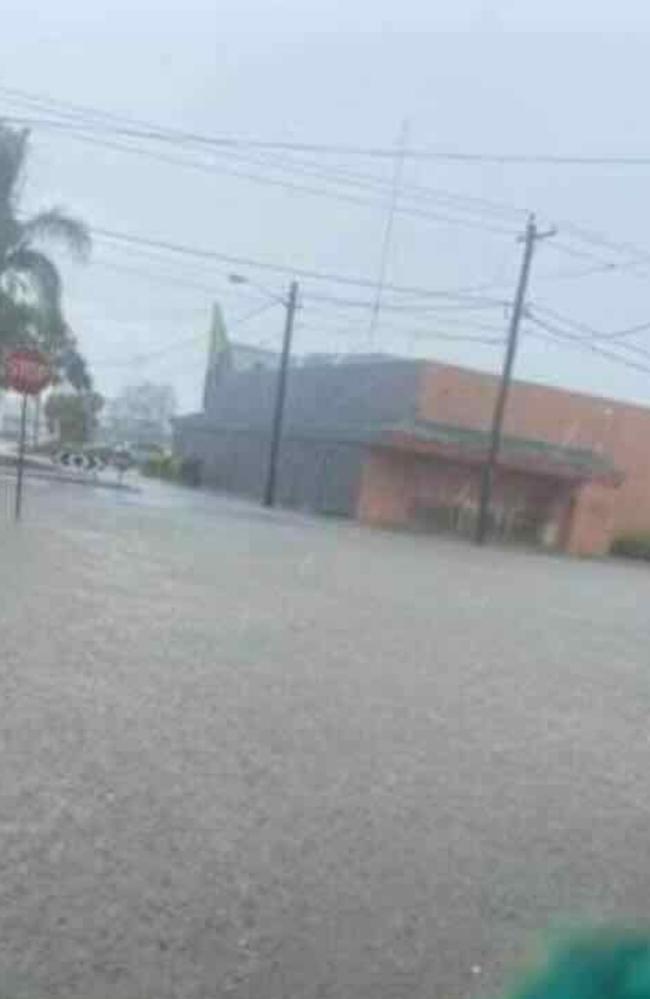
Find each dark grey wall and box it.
[275,437,364,514]
[203,358,423,430]
[175,359,425,515]
[174,423,364,515]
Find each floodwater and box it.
[1,474,648,998]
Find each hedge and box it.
[610,532,650,561]
[142,454,201,486]
[142,454,179,479]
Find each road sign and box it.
[4,348,52,520]
[5,347,51,396]
[112,449,134,473]
[54,451,108,473]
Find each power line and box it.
[86,255,508,319]
[14,84,650,280]
[530,303,650,360]
[15,85,650,358]
[547,240,620,267]
[32,115,650,270]
[90,223,512,304]
[0,83,168,130]
[12,119,520,238]
[303,290,507,313]
[90,257,227,296]
[295,317,504,345]
[0,85,529,222]
[82,242,515,318]
[553,219,650,267]
[525,312,650,375]
[95,260,504,312]
[605,319,650,340]
[235,147,525,222]
[92,299,276,367]
[12,87,650,285]
[64,128,650,282]
[535,261,620,283]
[303,300,506,332]
[8,109,650,166]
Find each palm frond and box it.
[4,247,67,344]
[0,123,94,385]
[6,246,62,303]
[0,125,27,260]
[59,345,93,392]
[18,207,91,260]
[0,289,37,348]
[0,124,28,210]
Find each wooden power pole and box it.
[475,214,554,544]
[264,280,299,508]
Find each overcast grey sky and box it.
[4,0,650,410]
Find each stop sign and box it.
[5,347,52,395]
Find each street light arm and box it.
[228,273,287,307]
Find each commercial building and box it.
[173,352,650,555]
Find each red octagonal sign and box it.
[5,347,52,396]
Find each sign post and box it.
[4,348,52,520]
[112,447,134,483]
[14,393,29,520]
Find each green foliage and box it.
[44,391,104,444]
[142,454,202,486]
[142,453,182,480]
[0,122,92,386]
[610,532,650,561]
[505,931,650,999]
[59,348,92,392]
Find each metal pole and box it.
[475,214,539,544]
[32,394,40,448]
[15,393,28,521]
[264,280,299,508]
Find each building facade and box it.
[173,355,650,555]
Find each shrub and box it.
[142,454,181,481]
[611,532,650,561]
[141,454,201,486]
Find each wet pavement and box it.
[1,474,649,999]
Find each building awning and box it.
[173,413,622,486]
[377,420,622,485]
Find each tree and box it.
[106,382,177,444]
[44,391,104,444]
[0,123,92,387]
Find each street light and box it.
[227,273,287,307]
[227,272,300,508]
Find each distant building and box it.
[202,302,278,412]
[298,351,395,367]
[230,342,278,372]
[174,350,650,555]
[0,393,38,440]
[0,394,21,438]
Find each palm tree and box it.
[0,122,92,385]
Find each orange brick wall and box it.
[357,447,576,547]
[356,451,412,526]
[563,483,617,557]
[417,362,650,537]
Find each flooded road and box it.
[1,475,649,998]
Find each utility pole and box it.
[264,279,299,508]
[475,214,553,544]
